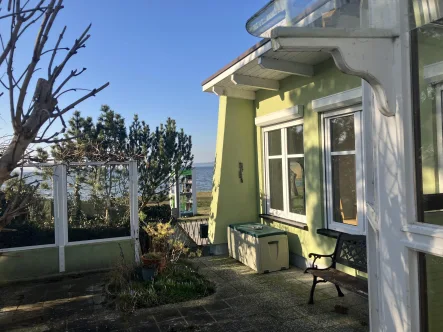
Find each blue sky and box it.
[0,0,270,163]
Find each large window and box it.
[411,22,443,332]
[323,108,365,234]
[264,120,306,223]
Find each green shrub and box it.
[106,262,215,313]
[139,204,172,223]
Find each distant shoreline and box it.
[194,163,214,168]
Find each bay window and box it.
[264,120,306,223]
[323,108,365,234]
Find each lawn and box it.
[196,191,211,216]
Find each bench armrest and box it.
[308,253,334,259]
[304,252,335,273]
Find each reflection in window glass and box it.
[420,253,443,331]
[269,159,283,211]
[331,115,355,152]
[415,24,443,225]
[287,125,304,155]
[331,155,357,225]
[0,167,55,249]
[288,158,305,215]
[268,130,282,156]
[67,164,130,242]
[408,1,443,30]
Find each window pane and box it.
[269,159,283,211]
[420,253,443,331]
[67,164,131,242]
[287,125,304,154]
[288,158,305,215]
[268,130,282,156]
[331,115,355,152]
[413,24,443,224]
[331,155,357,226]
[0,167,55,249]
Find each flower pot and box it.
[141,256,160,267]
[141,266,156,281]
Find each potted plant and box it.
[142,222,175,271]
[141,252,162,281]
[141,263,157,281]
[141,251,162,267]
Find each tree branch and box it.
[15,0,59,124]
[52,67,86,96]
[0,3,47,20]
[49,23,90,84]
[48,25,65,77]
[55,87,91,99]
[34,135,80,144]
[42,46,68,56]
[54,82,109,117]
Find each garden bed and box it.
[105,261,215,312]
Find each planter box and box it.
[227,223,289,274]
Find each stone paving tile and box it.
[209,307,246,321]
[202,300,230,312]
[178,305,207,317]
[306,310,361,328]
[280,317,323,332]
[267,306,307,320]
[212,285,241,300]
[153,308,182,323]
[215,317,254,332]
[157,317,188,332]
[184,312,215,326]
[123,313,156,328]
[129,322,160,332]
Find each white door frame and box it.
[363,1,419,331]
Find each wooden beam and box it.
[258,57,314,77]
[212,86,256,100]
[231,74,279,91]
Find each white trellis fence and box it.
[0,161,140,281]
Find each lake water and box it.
[194,166,214,192]
[17,164,215,195]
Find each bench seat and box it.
[305,233,367,304]
[307,268,368,298]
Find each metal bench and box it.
[304,233,368,304]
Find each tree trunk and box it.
[0,79,56,186]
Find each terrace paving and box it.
[0,256,369,331]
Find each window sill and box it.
[259,214,308,231]
[316,228,341,239]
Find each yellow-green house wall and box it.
[209,96,259,244]
[255,59,361,273]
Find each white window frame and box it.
[263,119,306,223]
[322,106,365,235]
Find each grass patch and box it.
[106,261,215,312]
[196,192,211,216]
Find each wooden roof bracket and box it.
[271,27,400,117]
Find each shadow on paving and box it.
[0,256,369,331]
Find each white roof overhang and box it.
[201,40,330,100]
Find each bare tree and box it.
[0,0,109,230]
